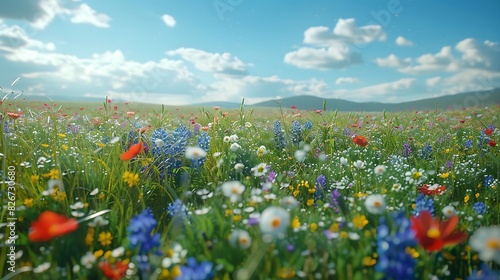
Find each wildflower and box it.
[352,135,368,147]
[410,210,467,252]
[221,181,246,203]
[281,196,298,210]
[121,141,143,160]
[33,262,50,273]
[230,143,241,152]
[28,211,78,242]
[24,198,34,208]
[417,184,446,196]
[353,160,365,169]
[373,165,387,175]
[314,175,326,201]
[464,139,473,149]
[251,163,268,177]
[229,229,252,249]
[81,251,96,269]
[352,214,369,229]
[405,168,427,185]
[488,140,497,147]
[421,144,433,160]
[185,146,207,161]
[99,260,128,280]
[274,120,286,150]
[340,157,349,166]
[375,210,417,279]
[441,205,457,218]
[294,149,306,162]
[30,174,39,184]
[167,199,189,221]
[469,225,500,264]
[98,231,113,246]
[259,206,290,240]
[306,199,315,207]
[413,194,435,217]
[122,171,139,187]
[402,142,412,157]
[291,120,302,146]
[234,163,244,171]
[256,145,268,156]
[473,202,486,215]
[177,257,214,280]
[364,194,386,215]
[43,168,60,179]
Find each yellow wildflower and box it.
[94,250,104,258]
[58,133,66,138]
[439,172,450,179]
[122,171,139,187]
[291,216,300,229]
[352,214,369,229]
[279,268,296,278]
[43,169,60,179]
[310,223,318,232]
[306,199,314,207]
[464,194,470,204]
[86,227,95,246]
[24,198,34,208]
[363,256,376,266]
[233,215,242,221]
[41,144,49,148]
[329,223,339,232]
[30,174,40,185]
[98,231,113,246]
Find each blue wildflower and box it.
[191,132,210,167]
[151,125,192,176]
[421,144,432,160]
[167,199,189,221]
[464,139,473,149]
[483,175,494,188]
[315,175,326,201]
[343,128,352,137]
[304,120,313,130]
[402,142,412,158]
[329,189,341,213]
[127,208,161,256]
[274,120,286,150]
[291,120,302,146]
[177,257,214,280]
[375,210,417,280]
[473,202,486,215]
[413,193,435,217]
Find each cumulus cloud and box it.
[285,18,385,70]
[399,46,459,74]
[162,14,176,28]
[396,36,413,46]
[335,77,360,85]
[167,48,250,75]
[284,46,362,70]
[374,54,412,68]
[0,0,110,29]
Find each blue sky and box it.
[1,0,499,105]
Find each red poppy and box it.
[28,211,78,242]
[120,142,143,160]
[417,184,446,196]
[484,128,493,136]
[411,211,467,252]
[7,112,22,120]
[488,140,497,147]
[99,260,128,280]
[352,135,368,147]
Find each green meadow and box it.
[1,97,499,279]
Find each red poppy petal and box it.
[443,231,468,247]
[120,142,143,160]
[439,215,459,238]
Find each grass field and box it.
[1,96,499,279]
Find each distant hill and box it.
[249,88,500,112]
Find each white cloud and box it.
[426,76,442,87]
[374,54,411,68]
[284,46,362,70]
[400,46,459,74]
[0,23,55,50]
[167,48,250,75]
[455,38,500,69]
[0,0,110,29]
[65,3,111,28]
[396,36,413,46]
[162,14,176,28]
[285,18,385,70]
[304,18,386,46]
[335,77,360,85]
